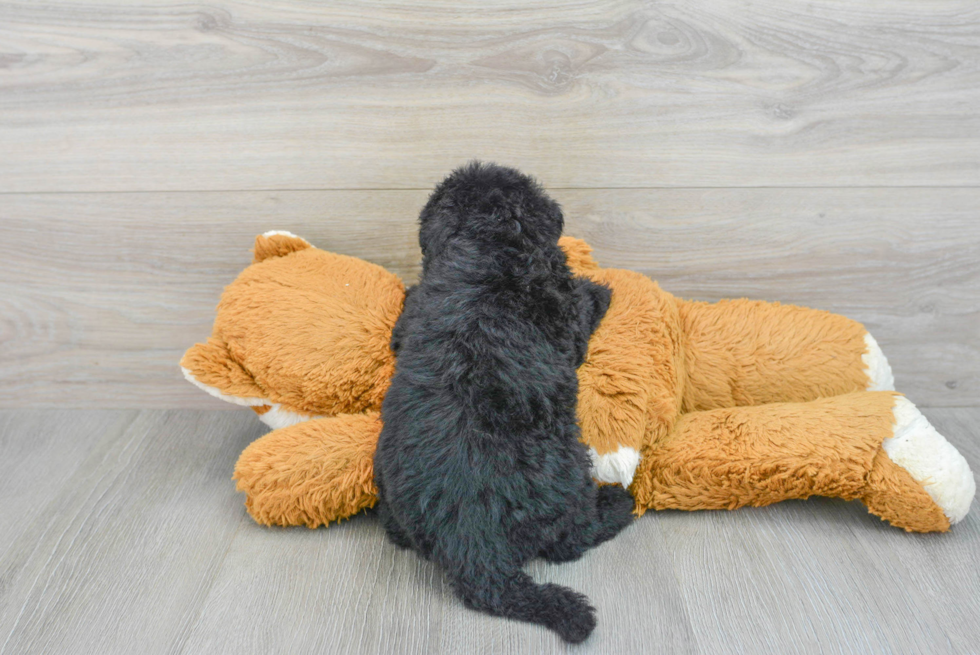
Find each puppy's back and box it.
[375,162,608,644]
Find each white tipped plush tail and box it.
[885,397,975,524]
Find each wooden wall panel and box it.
[2,188,976,407]
[1,1,978,191]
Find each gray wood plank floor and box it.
[0,408,976,655]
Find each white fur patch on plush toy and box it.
[181,366,268,407]
[181,366,321,429]
[885,397,976,524]
[256,404,321,430]
[863,333,895,391]
[589,446,641,488]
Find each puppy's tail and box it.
[454,571,596,643]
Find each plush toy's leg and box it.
[676,298,892,411]
[873,396,975,525]
[632,392,974,532]
[233,413,381,528]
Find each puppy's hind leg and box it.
[541,485,635,563]
[591,484,635,546]
[376,498,414,550]
[452,570,597,644]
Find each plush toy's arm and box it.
[234,413,381,528]
[559,236,601,274]
[574,268,678,489]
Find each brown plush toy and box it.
[181,232,975,533]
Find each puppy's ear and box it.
[570,278,612,366]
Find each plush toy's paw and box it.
[863,333,895,391]
[588,446,641,488]
[882,397,975,525]
[233,413,381,528]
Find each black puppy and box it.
[373,162,635,643]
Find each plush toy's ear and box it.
[253,230,312,263]
[559,236,600,274]
[180,337,268,405]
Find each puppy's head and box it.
[418,161,563,264]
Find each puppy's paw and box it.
[597,483,634,511]
[593,484,635,545]
[384,529,414,550]
[587,280,612,320]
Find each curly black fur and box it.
[373,162,635,643]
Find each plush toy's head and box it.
[180,231,671,478]
[181,231,405,428]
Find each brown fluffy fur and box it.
[184,233,949,533]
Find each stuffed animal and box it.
[182,231,975,533]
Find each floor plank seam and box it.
[172,513,247,655]
[0,411,144,655]
[653,522,706,655]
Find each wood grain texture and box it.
[0,409,976,654]
[2,188,977,408]
[0,410,136,558]
[182,511,698,655]
[0,410,264,655]
[1,1,978,192]
[872,408,980,655]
